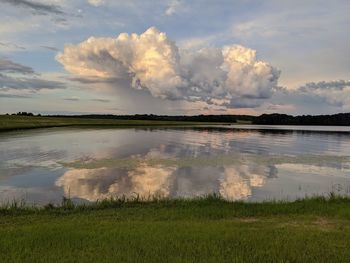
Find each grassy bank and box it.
[1,195,350,262]
[0,115,221,132]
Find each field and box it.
[1,195,350,262]
[0,115,219,132]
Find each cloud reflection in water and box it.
[56,164,177,201]
[56,160,276,201]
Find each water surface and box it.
[0,125,349,203]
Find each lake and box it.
[1,125,350,204]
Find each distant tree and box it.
[254,113,350,126]
[16,112,34,116]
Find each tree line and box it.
[6,112,350,125]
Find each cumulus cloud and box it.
[57,27,280,109]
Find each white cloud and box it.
[87,0,104,7]
[57,27,280,109]
[165,0,184,16]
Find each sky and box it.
[0,0,349,116]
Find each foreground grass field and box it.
[1,195,350,262]
[0,115,219,132]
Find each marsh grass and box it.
[0,115,220,132]
[1,193,350,217]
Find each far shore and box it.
[0,115,231,132]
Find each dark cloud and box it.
[297,80,350,107]
[269,80,350,114]
[0,73,66,90]
[300,80,350,91]
[1,0,65,15]
[226,98,264,109]
[63,97,79,101]
[0,58,35,74]
[52,16,68,25]
[40,45,60,52]
[0,58,66,91]
[63,97,110,102]
[66,76,121,84]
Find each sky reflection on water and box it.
[0,126,350,203]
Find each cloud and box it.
[299,80,350,107]
[62,97,110,102]
[66,76,119,84]
[91,98,110,103]
[1,0,65,15]
[265,80,350,115]
[0,58,35,74]
[277,80,350,108]
[0,93,31,98]
[40,45,60,51]
[63,97,79,101]
[165,0,185,16]
[0,58,66,91]
[300,80,350,91]
[0,73,66,90]
[57,27,280,109]
[87,0,104,7]
[0,41,25,50]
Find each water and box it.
[0,126,350,204]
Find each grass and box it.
[0,115,223,132]
[1,194,350,262]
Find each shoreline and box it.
[1,194,349,215]
[0,115,230,132]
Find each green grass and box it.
[1,195,350,262]
[0,115,222,132]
